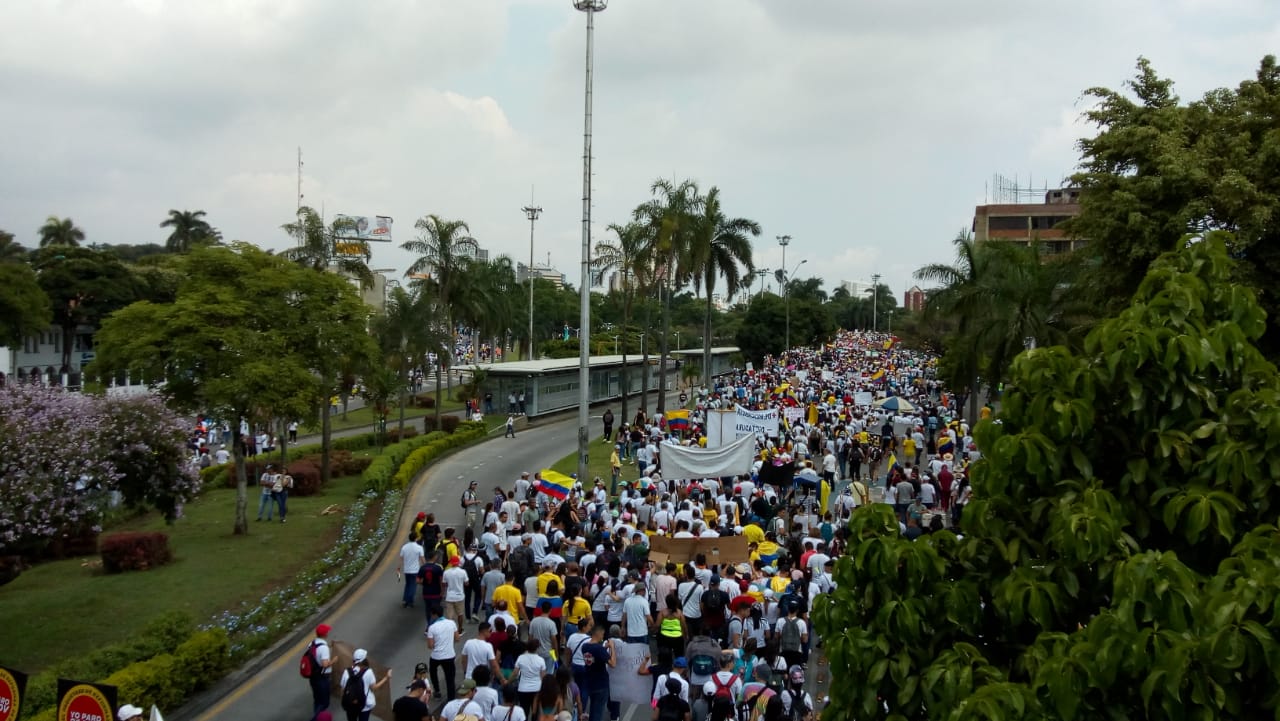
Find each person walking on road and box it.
[426,613,461,701]
[392,678,432,721]
[506,415,518,438]
[399,533,426,609]
[339,648,391,721]
[306,623,336,721]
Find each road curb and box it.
[168,427,495,721]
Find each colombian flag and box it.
[883,339,894,350]
[536,470,575,500]
[870,369,886,381]
[938,436,956,455]
[666,409,690,431]
[887,452,900,470]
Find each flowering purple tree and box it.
[0,383,199,556]
[100,394,201,523]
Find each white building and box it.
[841,280,875,298]
[517,262,565,289]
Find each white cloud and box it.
[1,0,1277,308]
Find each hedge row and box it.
[360,421,486,492]
[196,428,417,489]
[25,628,230,721]
[21,611,197,718]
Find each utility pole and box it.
[871,273,881,332]
[574,0,606,483]
[777,235,792,351]
[522,202,542,362]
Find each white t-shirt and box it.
[566,631,592,666]
[426,618,458,660]
[489,705,527,721]
[919,482,937,505]
[441,698,486,720]
[651,673,690,703]
[400,541,425,574]
[774,616,808,639]
[339,665,377,712]
[623,594,650,636]
[474,687,500,717]
[514,653,547,692]
[313,639,332,675]
[462,637,496,678]
[443,566,468,602]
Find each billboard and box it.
[334,214,393,241]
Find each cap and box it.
[522,471,530,477]
[710,574,721,585]
[450,556,462,566]
[316,623,332,637]
[415,662,429,674]
[118,705,144,721]
[470,480,478,486]
[407,679,429,690]
[674,657,688,669]
[736,563,751,576]
[417,512,426,520]
[458,679,478,693]
[353,648,368,663]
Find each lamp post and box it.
[612,335,620,355]
[522,204,542,361]
[635,332,647,414]
[574,0,606,482]
[784,259,807,352]
[871,273,881,332]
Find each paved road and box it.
[192,416,585,721]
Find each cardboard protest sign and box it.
[648,535,750,565]
[55,679,116,721]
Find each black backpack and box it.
[510,545,534,577]
[341,665,366,712]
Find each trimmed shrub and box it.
[22,611,195,718]
[285,459,322,496]
[441,415,461,433]
[422,415,438,432]
[386,426,419,443]
[413,392,436,408]
[100,531,173,573]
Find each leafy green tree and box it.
[0,263,52,347]
[785,276,827,303]
[37,216,85,248]
[91,244,316,534]
[817,235,1280,721]
[32,247,141,373]
[291,265,377,484]
[0,230,27,263]
[685,186,758,386]
[372,284,447,437]
[1068,55,1280,354]
[735,293,786,364]
[159,209,219,252]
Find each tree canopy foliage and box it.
[816,235,1280,720]
[1069,54,1280,354]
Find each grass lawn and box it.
[310,396,465,434]
[0,472,373,672]
[549,440,624,485]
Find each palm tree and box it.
[915,229,987,419]
[456,256,519,364]
[402,214,478,427]
[685,186,759,386]
[159,209,217,252]
[831,285,851,302]
[282,208,375,288]
[0,231,26,263]
[593,222,649,420]
[634,178,702,414]
[374,284,449,437]
[38,216,84,248]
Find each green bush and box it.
[363,423,485,492]
[22,611,195,718]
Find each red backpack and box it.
[299,640,321,679]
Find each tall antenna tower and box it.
[296,147,304,214]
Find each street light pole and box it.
[785,259,807,353]
[574,0,606,483]
[754,268,769,299]
[522,204,542,362]
[777,235,791,352]
[871,273,881,332]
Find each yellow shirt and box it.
[493,584,524,621]
[564,596,592,624]
[904,438,916,456]
[702,507,719,526]
[611,450,621,470]
[742,524,765,544]
[536,571,562,598]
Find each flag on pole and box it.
[666,409,690,432]
[150,706,166,721]
[536,470,575,500]
[883,339,894,350]
[870,369,885,381]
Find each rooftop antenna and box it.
[296,147,304,213]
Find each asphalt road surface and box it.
[192,416,590,721]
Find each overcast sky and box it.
[2,0,1277,301]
